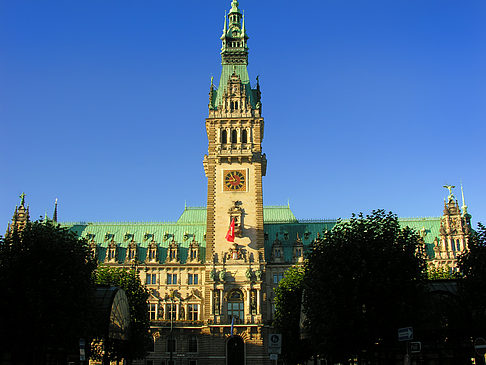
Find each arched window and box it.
[227,290,244,322]
[231,129,238,143]
[241,129,248,143]
[222,130,227,144]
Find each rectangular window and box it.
[273,273,284,284]
[128,248,135,259]
[108,248,115,260]
[188,304,199,321]
[167,273,177,285]
[169,249,176,260]
[149,249,156,260]
[166,304,176,320]
[190,249,197,260]
[148,303,157,321]
[146,273,156,285]
[188,273,199,285]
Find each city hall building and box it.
[6,1,472,364]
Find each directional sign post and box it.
[398,327,413,342]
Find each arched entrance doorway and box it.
[227,335,244,365]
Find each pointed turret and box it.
[460,183,468,216]
[53,198,58,222]
[210,0,261,112]
[6,193,30,237]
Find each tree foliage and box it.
[458,222,486,336]
[304,210,427,363]
[427,264,460,280]
[0,221,97,363]
[94,265,151,361]
[274,265,312,364]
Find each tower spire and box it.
[222,11,227,37]
[53,198,58,222]
[461,183,468,216]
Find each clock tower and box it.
[203,0,267,326]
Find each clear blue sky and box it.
[1,0,485,232]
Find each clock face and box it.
[223,170,247,191]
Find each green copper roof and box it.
[177,207,207,224]
[61,221,207,264]
[263,206,298,223]
[62,206,442,265]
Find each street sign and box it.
[410,342,421,353]
[398,327,413,341]
[268,333,282,354]
[475,337,486,356]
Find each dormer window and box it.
[188,238,200,263]
[126,242,137,262]
[275,248,281,258]
[106,242,117,263]
[147,242,158,263]
[166,239,179,263]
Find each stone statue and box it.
[443,185,455,200]
[219,269,226,281]
[254,270,263,281]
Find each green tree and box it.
[0,221,97,364]
[94,265,151,361]
[458,222,486,338]
[274,265,312,364]
[427,264,460,280]
[304,210,427,364]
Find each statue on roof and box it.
[443,185,455,201]
[19,192,26,206]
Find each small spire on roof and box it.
[242,11,245,34]
[461,182,468,215]
[53,198,58,222]
[222,11,227,36]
